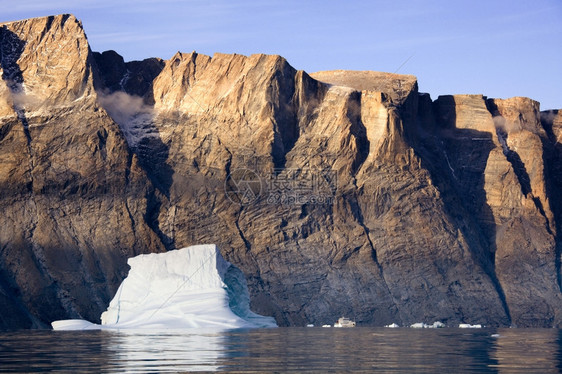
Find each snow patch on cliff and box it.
[97,91,157,149]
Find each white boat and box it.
[333,317,356,328]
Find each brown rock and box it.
[0,14,561,329]
[0,15,164,328]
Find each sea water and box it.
[1,327,562,373]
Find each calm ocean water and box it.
[1,327,561,373]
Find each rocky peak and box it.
[541,109,562,144]
[0,14,95,114]
[93,50,164,98]
[488,97,544,136]
[434,95,496,133]
[310,70,417,105]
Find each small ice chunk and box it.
[322,324,331,328]
[307,324,314,327]
[410,321,444,328]
[410,322,427,328]
[385,323,399,328]
[459,323,482,329]
[51,319,101,331]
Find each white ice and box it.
[52,244,277,330]
[385,323,399,328]
[410,321,445,328]
[459,323,482,329]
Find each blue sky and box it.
[1,0,561,109]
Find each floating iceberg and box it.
[385,323,400,328]
[52,245,277,330]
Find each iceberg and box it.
[52,244,277,330]
[458,323,482,329]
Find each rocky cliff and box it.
[0,14,560,329]
[0,15,165,328]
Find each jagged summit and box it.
[0,14,561,329]
[0,13,76,26]
[0,14,94,116]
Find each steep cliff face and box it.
[412,94,562,327]
[0,14,560,329]
[0,15,164,328]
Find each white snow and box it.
[52,244,277,330]
[97,91,158,150]
[459,323,482,329]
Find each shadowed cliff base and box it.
[398,93,513,325]
[0,27,44,328]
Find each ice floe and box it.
[410,321,445,328]
[458,323,482,329]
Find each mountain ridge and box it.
[0,14,560,329]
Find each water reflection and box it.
[492,328,560,373]
[1,328,562,372]
[0,329,225,373]
[0,330,112,373]
[218,328,500,372]
[106,330,225,372]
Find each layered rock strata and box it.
[0,14,560,329]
